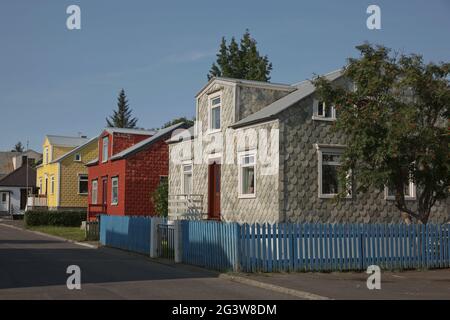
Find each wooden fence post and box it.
[174,220,182,263]
[150,217,161,258]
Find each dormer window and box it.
[102,136,109,163]
[313,100,336,121]
[209,94,221,132]
[74,153,81,162]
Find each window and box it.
[209,95,221,131]
[50,176,55,195]
[239,151,256,197]
[91,180,98,205]
[182,164,193,195]
[317,147,351,198]
[74,153,81,162]
[78,174,88,195]
[111,177,119,205]
[102,137,109,162]
[1,193,6,202]
[385,181,416,200]
[44,147,49,164]
[313,100,336,120]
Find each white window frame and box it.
[312,99,336,121]
[181,162,193,195]
[238,150,257,199]
[111,176,119,205]
[316,145,351,199]
[44,147,49,164]
[74,153,81,162]
[102,136,109,163]
[208,92,222,133]
[50,176,55,195]
[91,179,98,205]
[385,181,416,201]
[78,174,89,195]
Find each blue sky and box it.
[0,0,449,151]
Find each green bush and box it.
[25,210,86,227]
[152,179,168,217]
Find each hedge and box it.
[25,210,86,227]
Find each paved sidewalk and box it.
[236,269,450,300]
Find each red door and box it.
[102,178,108,212]
[208,162,221,220]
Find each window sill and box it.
[312,116,336,122]
[319,193,352,199]
[78,193,88,196]
[207,129,222,135]
[238,194,256,199]
[111,203,118,206]
[385,197,416,201]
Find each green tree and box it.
[314,43,450,224]
[208,29,272,82]
[106,89,138,128]
[12,141,24,152]
[162,116,195,129]
[152,179,168,217]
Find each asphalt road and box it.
[0,224,295,300]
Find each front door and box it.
[20,189,27,210]
[208,162,221,220]
[102,178,108,210]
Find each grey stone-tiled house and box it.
[168,70,449,224]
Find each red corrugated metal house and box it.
[86,123,186,220]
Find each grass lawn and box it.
[27,226,86,242]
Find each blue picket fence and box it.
[181,221,450,272]
[181,220,240,271]
[99,215,153,255]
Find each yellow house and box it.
[35,135,98,211]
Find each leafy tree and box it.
[208,29,272,82]
[314,43,450,224]
[12,141,24,152]
[106,89,138,128]
[162,116,195,129]
[152,179,168,217]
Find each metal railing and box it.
[157,223,175,259]
[168,194,204,219]
[88,204,107,220]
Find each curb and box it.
[0,223,98,249]
[218,273,330,300]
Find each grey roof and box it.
[196,77,294,98]
[231,69,343,129]
[86,158,99,167]
[51,136,99,163]
[104,127,156,136]
[167,126,196,144]
[46,135,89,147]
[111,122,188,160]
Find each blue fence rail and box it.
[181,221,450,272]
[181,220,240,271]
[100,215,152,255]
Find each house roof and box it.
[104,127,156,136]
[0,149,42,176]
[86,158,99,167]
[46,135,89,147]
[51,136,99,163]
[196,77,294,98]
[0,165,36,188]
[110,122,188,160]
[166,126,195,145]
[231,69,343,129]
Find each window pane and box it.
[323,153,341,163]
[322,164,339,195]
[183,173,192,194]
[242,166,255,194]
[318,102,324,116]
[79,181,88,194]
[211,97,221,105]
[103,137,109,161]
[111,178,118,204]
[324,105,333,118]
[211,106,220,130]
